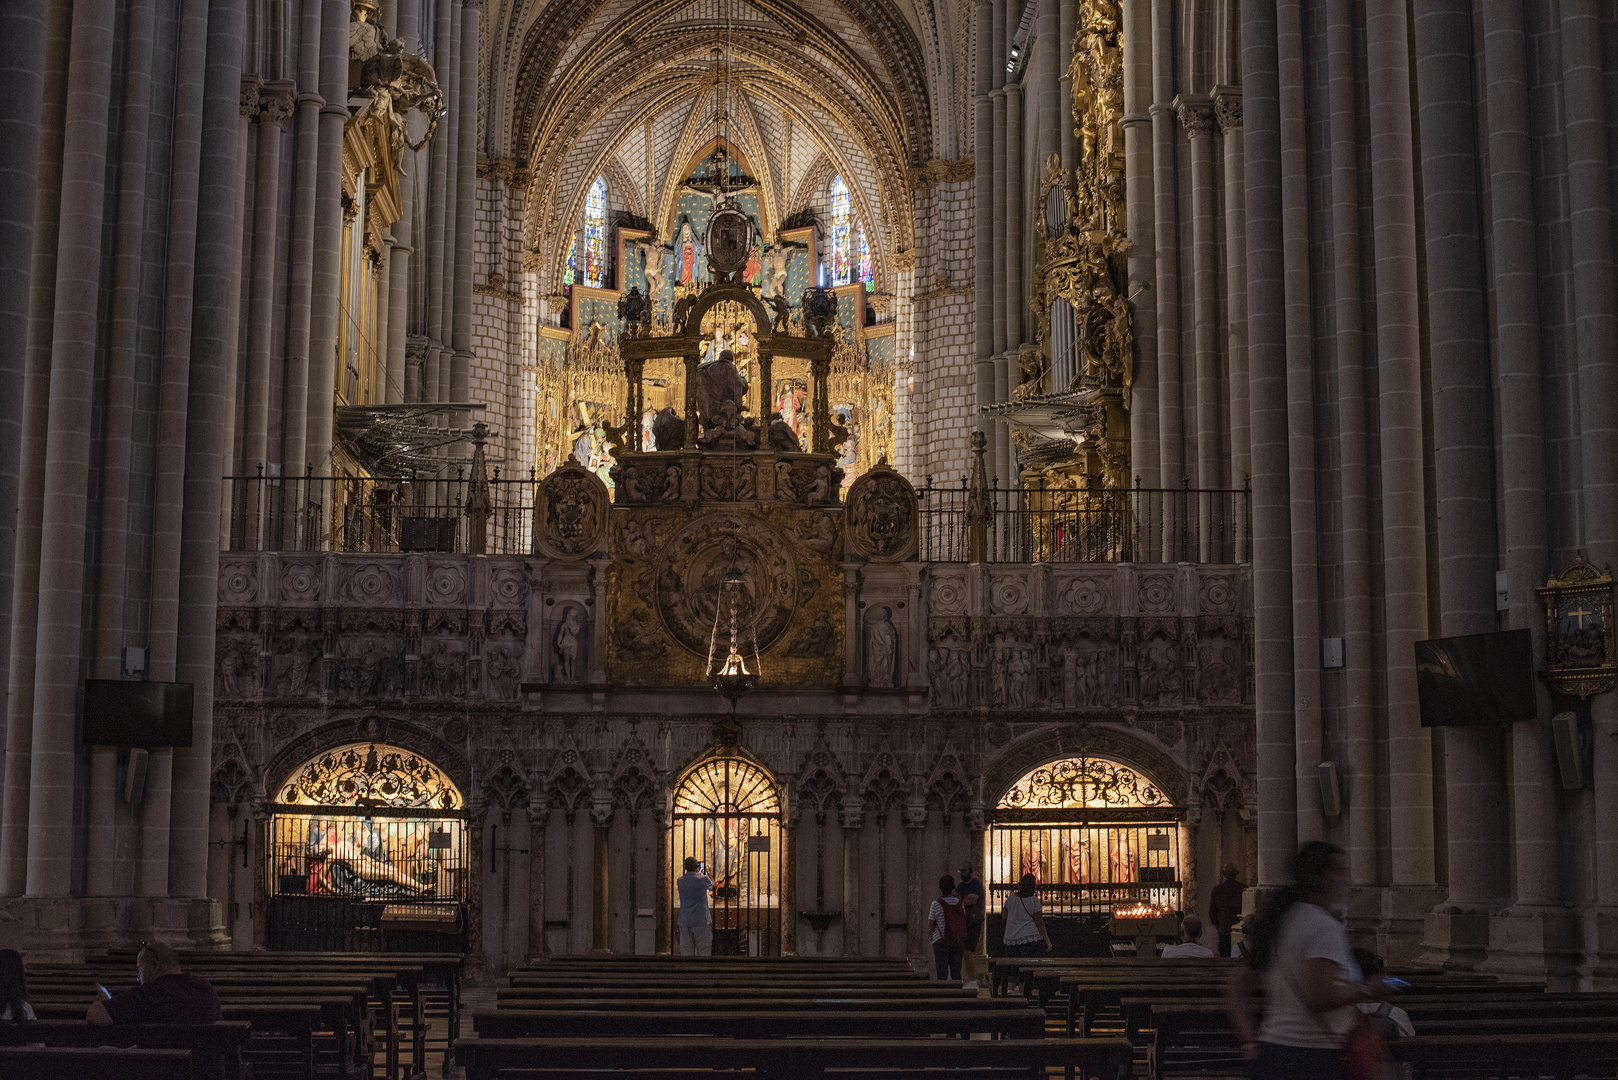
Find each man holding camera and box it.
[677,856,716,955]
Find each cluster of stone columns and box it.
[0,0,481,951]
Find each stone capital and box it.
[1173,94,1215,138]
[258,80,297,127]
[1212,85,1243,132]
[239,77,260,120]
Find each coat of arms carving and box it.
[534,465,609,560]
[844,461,918,563]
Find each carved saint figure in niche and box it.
[358,642,382,698]
[867,606,898,687]
[808,465,831,502]
[1007,650,1032,708]
[281,645,314,697]
[1019,844,1045,883]
[486,646,519,700]
[661,465,682,501]
[641,242,666,303]
[676,220,700,284]
[552,608,583,683]
[775,460,796,501]
[1139,636,1182,705]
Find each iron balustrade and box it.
[916,478,1250,564]
[224,468,538,555]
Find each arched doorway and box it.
[670,757,784,956]
[988,756,1183,946]
[265,742,468,951]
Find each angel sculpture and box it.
[768,293,791,333]
[353,6,443,159]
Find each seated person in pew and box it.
[87,942,223,1027]
[1160,915,1216,958]
[1,949,35,1022]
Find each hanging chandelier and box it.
[707,566,761,699]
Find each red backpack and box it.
[940,898,969,949]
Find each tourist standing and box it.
[676,856,716,955]
[1209,863,1246,957]
[1223,842,1390,1080]
[928,874,967,980]
[1002,873,1052,957]
[955,862,986,990]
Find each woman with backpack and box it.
[929,874,967,979]
[1223,841,1393,1080]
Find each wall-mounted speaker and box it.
[1552,711,1585,789]
[1319,761,1342,817]
[123,747,150,805]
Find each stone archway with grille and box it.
[670,757,784,956]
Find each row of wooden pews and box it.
[7,948,462,1080]
[456,955,1134,1080]
[990,956,1618,1079]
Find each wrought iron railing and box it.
[223,469,537,555]
[916,478,1250,564]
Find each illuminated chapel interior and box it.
[5,0,1618,1000]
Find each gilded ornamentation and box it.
[278,741,463,810]
[655,513,800,657]
[998,757,1168,810]
[534,465,609,559]
[844,462,917,562]
[1018,0,1132,487]
[906,157,975,190]
[1539,554,1617,699]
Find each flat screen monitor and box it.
[1414,628,1536,727]
[81,680,194,747]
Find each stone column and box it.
[1121,0,1158,485]
[280,0,324,482]
[1058,0,1077,170]
[973,0,995,473]
[1414,0,1507,967]
[1482,2,1560,939]
[25,0,120,898]
[450,0,479,422]
[1,0,72,896]
[1560,2,1618,970]
[424,0,453,405]
[1038,0,1060,161]
[840,806,862,956]
[1214,88,1246,490]
[1001,0,1022,487]
[989,0,1007,484]
[592,811,611,953]
[1176,95,1218,495]
[1365,1,1437,941]
[436,0,461,408]
[306,0,349,472]
[1324,0,1376,891]
[1150,0,1182,496]
[1276,1,1322,847]
[527,804,549,958]
[904,804,925,959]
[0,0,50,801]
[243,85,293,473]
[171,0,248,900]
[1240,0,1297,887]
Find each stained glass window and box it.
[565,234,578,284]
[857,226,872,288]
[583,177,608,287]
[830,175,852,285]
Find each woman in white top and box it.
[0,949,34,1022]
[1223,842,1390,1079]
[1002,873,1052,957]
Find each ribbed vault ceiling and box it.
[483,0,936,290]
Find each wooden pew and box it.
[454,1035,1134,1080]
[1387,1032,1618,1078]
[495,985,981,1003]
[470,1006,1049,1040]
[0,1020,252,1080]
[0,1045,195,1080]
[493,994,1015,1012]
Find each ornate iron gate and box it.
[670,758,783,956]
[265,743,468,951]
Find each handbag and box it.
[1284,957,1385,1080]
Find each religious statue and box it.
[867,606,898,687]
[768,293,791,332]
[695,352,757,449]
[640,241,667,302]
[485,646,519,700]
[763,244,791,298]
[307,818,429,895]
[652,406,685,451]
[1007,650,1032,708]
[551,607,583,683]
[1067,832,1092,884]
[661,464,682,501]
[350,0,442,158]
[358,642,382,698]
[676,220,701,285]
[766,411,801,453]
[1108,835,1137,883]
[280,645,315,698]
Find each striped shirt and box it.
[928,895,962,944]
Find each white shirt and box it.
[1357,1000,1414,1037]
[1003,893,1043,945]
[928,895,961,943]
[1257,901,1361,1049]
[1160,940,1215,958]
